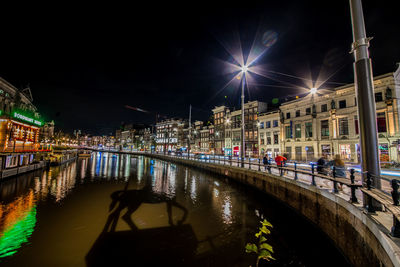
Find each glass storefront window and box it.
[321,145,331,157]
[339,144,351,160]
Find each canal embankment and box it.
[0,160,46,179]
[134,152,400,267]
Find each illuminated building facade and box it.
[279,67,400,163]
[0,77,44,169]
[155,118,187,152]
[258,110,281,158]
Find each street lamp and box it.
[241,65,248,167]
[310,87,317,94]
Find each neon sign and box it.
[12,112,42,126]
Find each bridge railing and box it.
[360,172,400,237]
[147,151,364,203]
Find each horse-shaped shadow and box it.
[103,188,188,232]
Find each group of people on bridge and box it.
[262,153,347,179]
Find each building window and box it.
[285,126,292,139]
[375,92,383,102]
[306,108,311,115]
[266,121,271,128]
[354,115,359,135]
[273,133,279,144]
[339,118,349,135]
[339,100,346,109]
[259,122,264,129]
[295,124,301,138]
[261,138,265,145]
[321,120,329,138]
[273,120,278,127]
[305,122,312,138]
[321,104,327,112]
[377,112,387,132]
[286,112,291,119]
[267,137,271,145]
[296,110,300,117]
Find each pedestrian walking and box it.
[263,154,269,171]
[327,154,346,190]
[275,154,287,167]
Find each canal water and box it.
[0,152,350,266]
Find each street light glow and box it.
[310,87,317,94]
[241,65,248,73]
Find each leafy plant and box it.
[245,219,275,267]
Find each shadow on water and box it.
[86,171,197,267]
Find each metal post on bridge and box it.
[294,162,298,180]
[249,157,251,170]
[311,163,316,186]
[366,172,376,213]
[332,166,339,193]
[258,158,261,171]
[349,0,381,211]
[350,169,358,203]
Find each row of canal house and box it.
[278,67,400,163]
[155,66,400,163]
[0,77,47,172]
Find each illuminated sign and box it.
[12,112,42,126]
[0,110,2,116]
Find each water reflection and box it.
[0,191,36,258]
[0,153,351,266]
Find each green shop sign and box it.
[12,112,43,127]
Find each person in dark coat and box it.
[263,154,269,170]
[316,155,327,175]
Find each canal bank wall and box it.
[0,161,46,180]
[138,153,400,267]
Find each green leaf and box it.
[258,250,276,261]
[255,232,261,238]
[245,243,258,254]
[259,236,267,243]
[258,249,272,258]
[260,243,274,253]
[261,226,271,234]
[262,219,273,228]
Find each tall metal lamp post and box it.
[241,65,248,167]
[349,0,381,195]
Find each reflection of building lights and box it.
[222,196,233,225]
[191,178,197,201]
[0,191,37,258]
[213,188,219,198]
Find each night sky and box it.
[1,1,399,135]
